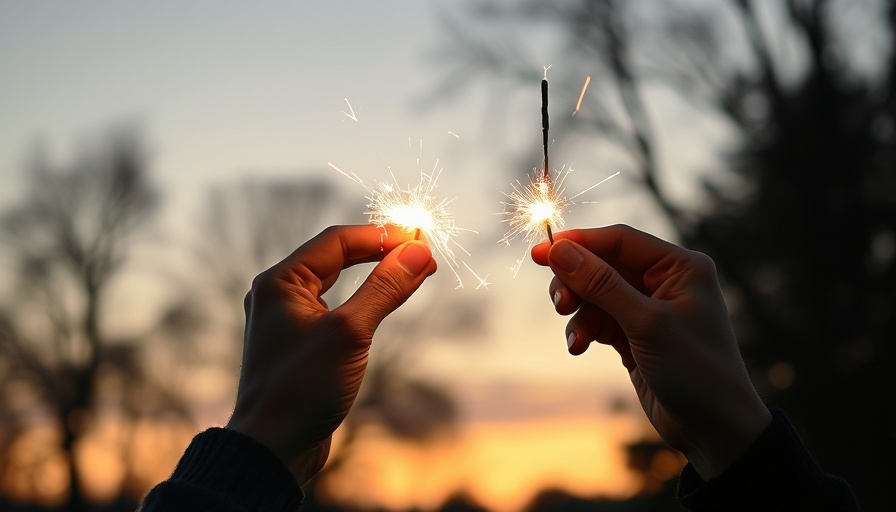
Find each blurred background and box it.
[0,1,894,511]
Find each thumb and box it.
[548,239,648,330]
[339,240,436,335]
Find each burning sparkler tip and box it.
[330,152,483,290]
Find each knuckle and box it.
[365,269,407,304]
[609,223,631,234]
[687,250,719,279]
[604,223,632,239]
[319,225,341,239]
[690,250,715,270]
[326,308,369,343]
[246,267,291,309]
[581,264,619,300]
[249,269,275,297]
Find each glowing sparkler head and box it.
[499,166,619,276]
[500,168,570,248]
[528,176,564,232]
[383,202,434,233]
[329,158,489,289]
[368,179,442,237]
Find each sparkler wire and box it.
[541,72,554,244]
[542,78,550,181]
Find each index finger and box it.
[277,224,415,293]
[532,224,686,273]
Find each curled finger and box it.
[549,276,581,315]
[565,303,627,356]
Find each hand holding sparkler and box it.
[531,225,772,481]
[228,224,436,485]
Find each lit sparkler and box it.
[499,166,619,276]
[499,166,569,249]
[328,143,488,289]
[499,67,619,276]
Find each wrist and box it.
[684,398,772,481]
[286,439,330,485]
[226,415,330,486]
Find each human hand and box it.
[532,225,771,480]
[227,224,437,485]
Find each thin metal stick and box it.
[541,71,554,244]
[541,78,550,180]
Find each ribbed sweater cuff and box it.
[167,427,303,512]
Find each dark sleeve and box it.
[139,427,304,512]
[677,408,858,511]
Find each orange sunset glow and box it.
[311,413,670,511]
[1,410,676,511]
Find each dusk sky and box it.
[0,2,733,508]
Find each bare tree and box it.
[433,0,896,507]
[0,129,199,510]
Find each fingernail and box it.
[397,242,431,276]
[552,290,562,307]
[567,332,576,350]
[551,241,584,273]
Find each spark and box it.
[499,167,620,277]
[342,98,358,122]
[462,261,491,291]
[448,131,460,139]
[572,76,591,116]
[328,153,482,289]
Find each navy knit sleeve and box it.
[139,428,303,512]
[678,409,857,511]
